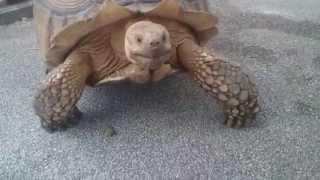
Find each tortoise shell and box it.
[33,0,218,68]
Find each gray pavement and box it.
[1,1,320,179]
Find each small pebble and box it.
[105,127,116,137]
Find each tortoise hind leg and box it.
[177,39,259,128]
[33,51,92,132]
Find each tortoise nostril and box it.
[150,41,160,47]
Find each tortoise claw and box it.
[39,107,82,133]
[40,120,58,133]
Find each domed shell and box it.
[34,0,218,68]
[34,0,106,67]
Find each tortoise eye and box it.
[136,36,143,43]
[162,33,166,41]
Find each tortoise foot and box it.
[33,51,91,133]
[178,39,260,128]
[38,107,82,133]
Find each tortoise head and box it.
[125,21,172,70]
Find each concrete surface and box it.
[0,0,320,179]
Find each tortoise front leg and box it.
[178,39,259,128]
[33,51,92,132]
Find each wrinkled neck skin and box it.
[124,20,172,73]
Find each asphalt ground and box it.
[0,0,320,179]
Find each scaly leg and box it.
[178,39,259,128]
[33,51,92,132]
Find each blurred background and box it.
[0,0,32,25]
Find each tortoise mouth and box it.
[129,50,171,70]
[131,49,171,59]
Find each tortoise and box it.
[33,0,260,133]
